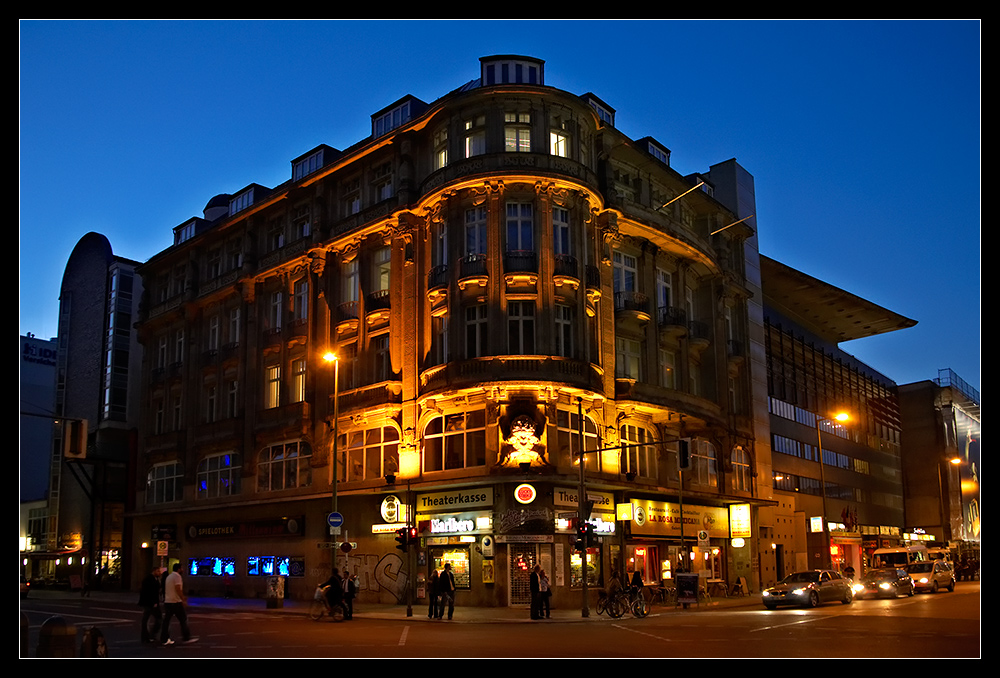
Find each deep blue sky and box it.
[19,20,981,393]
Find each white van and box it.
[925,547,953,562]
[871,545,928,568]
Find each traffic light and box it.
[574,522,588,552]
[584,522,596,547]
[395,527,408,552]
[677,437,692,471]
[407,526,419,547]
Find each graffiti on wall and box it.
[338,552,409,601]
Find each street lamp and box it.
[815,411,849,570]
[323,352,340,575]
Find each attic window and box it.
[373,101,411,138]
[293,150,325,181]
[648,142,670,166]
[229,189,255,215]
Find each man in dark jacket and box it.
[438,563,457,619]
[138,566,162,644]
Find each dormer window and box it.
[174,220,196,245]
[481,56,544,86]
[373,100,411,138]
[230,188,255,214]
[584,94,615,127]
[293,149,325,181]
[647,141,670,166]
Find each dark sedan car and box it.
[855,567,915,599]
[762,570,854,609]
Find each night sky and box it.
[19,20,981,393]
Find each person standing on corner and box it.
[539,568,552,619]
[438,563,457,620]
[529,565,541,619]
[427,568,440,619]
[138,566,162,644]
[343,572,357,619]
[160,563,197,646]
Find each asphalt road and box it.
[20,582,980,658]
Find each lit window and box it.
[620,424,656,478]
[504,112,531,152]
[616,337,642,380]
[265,365,281,409]
[732,446,751,492]
[550,129,569,157]
[338,426,400,482]
[464,116,485,158]
[291,358,306,403]
[423,411,486,472]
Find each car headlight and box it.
[852,583,864,593]
[879,582,893,590]
[762,590,771,597]
[791,587,807,596]
[917,577,929,584]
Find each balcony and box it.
[657,305,687,338]
[366,289,391,325]
[427,264,449,313]
[688,319,711,355]
[335,300,360,334]
[504,250,538,287]
[457,254,488,290]
[552,254,580,290]
[614,290,651,324]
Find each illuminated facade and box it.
[130,56,769,607]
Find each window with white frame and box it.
[146,461,183,505]
[291,358,306,403]
[228,307,241,346]
[507,301,535,355]
[691,439,719,488]
[620,424,657,479]
[208,314,221,351]
[504,112,532,152]
[268,291,283,331]
[343,178,361,216]
[466,304,488,359]
[265,364,281,409]
[464,116,486,158]
[173,330,185,364]
[431,315,449,366]
[373,247,391,291]
[550,128,569,157]
[226,378,239,418]
[556,408,601,471]
[465,206,487,255]
[205,383,218,423]
[338,426,400,482]
[553,207,571,256]
[554,304,575,358]
[373,101,411,137]
[616,337,642,380]
[506,202,534,251]
[371,334,391,382]
[293,279,308,322]
[656,269,673,310]
[433,127,449,170]
[257,441,312,492]
[659,348,676,389]
[372,162,393,202]
[613,251,637,293]
[423,410,486,472]
[341,259,359,303]
[196,453,241,499]
[732,445,752,492]
[292,206,311,240]
[267,219,285,252]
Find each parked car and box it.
[855,567,915,599]
[907,561,956,593]
[762,570,854,609]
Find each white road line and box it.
[611,624,672,641]
[750,616,826,632]
[399,626,409,646]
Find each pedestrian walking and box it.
[438,563,457,619]
[138,566,162,644]
[427,569,441,619]
[321,568,344,616]
[539,568,552,618]
[160,563,197,646]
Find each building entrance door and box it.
[508,544,538,606]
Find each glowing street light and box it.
[323,351,340,576]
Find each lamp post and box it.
[815,411,849,570]
[323,352,340,575]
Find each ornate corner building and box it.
[130,55,771,607]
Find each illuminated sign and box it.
[729,503,751,539]
[514,483,536,504]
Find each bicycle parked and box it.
[597,586,649,618]
[309,585,346,622]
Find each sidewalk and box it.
[26,588,764,623]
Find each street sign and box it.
[327,512,344,528]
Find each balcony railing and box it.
[459,253,488,279]
[614,290,649,314]
[427,264,449,291]
[504,249,538,274]
[658,305,686,328]
[553,254,579,280]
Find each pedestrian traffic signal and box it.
[395,527,408,552]
[407,526,419,546]
[575,523,588,552]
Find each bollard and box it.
[81,626,110,657]
[36,616,77,658]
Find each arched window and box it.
[338,426,400,482]
[257,441,312,492]
[197,453,241,499]
[423,411,486,472]
[146,461,183,505]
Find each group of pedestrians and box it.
[137,563,198,646]
[320,568,359,619]
[427,563,457,619]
